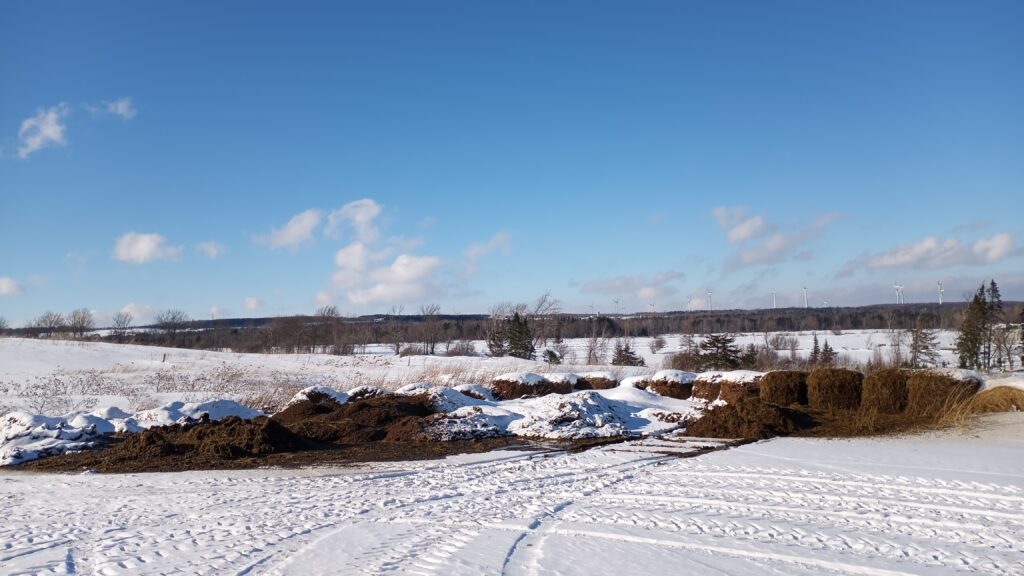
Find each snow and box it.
[695,369,764,383]
[620,375,652,388]
[493,372,548,385]
[983,373,1024,392]
[652,369,696,383]
[540,372,579,385]
[3,413,1022,575]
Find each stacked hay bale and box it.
[693,371,764,403]
[647,370,696,399]
[620,375,653,390]
[807,368,863,411]
[574,371,618,390]
[490,373,572,400]
[906,370,981,418]
[860,368,910,414]
[759,371,809,406]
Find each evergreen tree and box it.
[698,333,741,370]
[739,343,759,369]
[956,285,988,369]
[507,312,535,360]
[611,339,645,366]
[486,319,509,357]
[820,339,837,366]
[985,279,1003,369]
[809,334,821,366]
[909,312,940,368]
[543,348,561,366]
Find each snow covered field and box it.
[2,415,1022,575]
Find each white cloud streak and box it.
[255,209,322,249]
[196,241,225,259]
[0,277,23,296]
[18,103,70,158]
[838,232,1017,277]
[326,199,382,243]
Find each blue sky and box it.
[1,0,1022,326]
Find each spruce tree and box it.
[543,349,561,365]
[809,334,821,366]
[486,319,509,357]
[985,279,1003,369]
[820,339,837,366]
[611,339,645,367]
[507,312,535,360]
[698,333,740,370]
[910,312,940,368]
[956,285,987,369]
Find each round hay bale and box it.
[968,387,1024,414]
[648,381,693,399]
[491,374,572,400]
[906,371,980,417]
[574,373,618,390]
[807,368,863,411]
[720,381,760,404]
[861,368,910,414]
[759,371,808,406]
[691,380,721,402]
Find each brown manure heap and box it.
[759,371,808,406]
[573,374,618,390]
[685,398,816,440]
[807,368,863,411]
[272,393,438,443]
[861,368,910,414]
[491,377,572,400]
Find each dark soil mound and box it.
[906,372,980,417]
[861,368,910,413]
[759,371,808,406]
[574,375,618,390]
[807,368,863,411]
[685,398,816,439]
[272,394,438,444]
[691,380,721,402]
[119,415,309,459]
[491,379,572,400]
[720,381,759,404]
[648,381,692,400]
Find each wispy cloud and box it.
[837,232,1018,277]
[722,212,839,272]
[196,241,225,259]
[463,231,511,277]
[346,254,443,305]
[243,297,261,311]
[712,206,773,244]
[17,103,70,158]
[103,97,137,119]
[113,232,182,264]
[254,209,323,249]
[580,271,684,304]
[326,198,382,243]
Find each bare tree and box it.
[420,304,442,355]
[154,309,190,341]
[314,305,341,354]
[34,311,67,338]
[386,305,405,355]
[530,291,561,348]
[111,310,133,343]
[0,316,8,336]
[888,329,907,367]
[648,335,666,354]
[992,325,1018,371]
[67,308,95,339]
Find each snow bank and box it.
[395,382,485,412]
[506,392,628,439]
[133,400,262,427]
[541,372,579,386]
[982,374,1024,392]
[493,372,548,385]
[620,375,653,388]
[652,370,696,384]
[696,370,763,383]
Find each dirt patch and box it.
[807,368,863,411]
[648,381,692,400]
[969,387,1024,414]
[861,368,910,414]
[720,381,759,404]
[759,371,808,406]
[491,379,572,400]
[691,380,721,402]
[685,398,817,440]
[906,372,980,418]
[573,376,617,390]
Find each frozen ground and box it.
[2,414,1023,575]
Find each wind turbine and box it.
[612,298,620,316]
[803,287,809,309]
[771,289,777,310]
[649,302,656,316]
[937,281,944,305]
[686,297,693,312]
[706,290,713,312]
[893,283,905,305]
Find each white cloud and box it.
[196,241,225,259]
[209,305,228,318]
[347,254,442,305]
[0,277,23,296]
[463,231,511,277]
[113,232,182,264]
[724,213,838,271]
[713,206,773,244]
[334,242,369,270]
[17,103,70,159]
[255,209,322,249]
[326,199,382,242]
[839,232,1017,276]
[580,271,683,305]
[104,97,137,119]
[119,303,155,324]
[243,297,261,311]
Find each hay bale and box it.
[720,381,761,404]
[906,371,980,417]
[574,372,618,390]
[685,398,816,439]
[968,387,1024,414]
[620,375,653,390]
[807,368,863,411]
[691,380,721,402]
[759,371,809,406]
[861,368,910,414]
[647,370,695,399]
[491,373,572,400]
